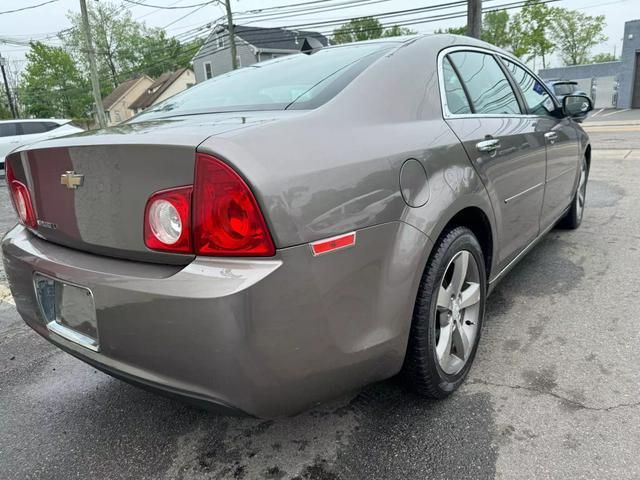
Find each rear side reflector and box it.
[310,232,356,256]
[6,159,37,229]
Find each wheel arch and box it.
[429,206,495,281]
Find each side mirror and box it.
[563,95,593,120]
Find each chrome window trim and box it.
[496,53,561,115]
[437,45,558,120]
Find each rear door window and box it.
[19,122,49,135]
[0,122,18,137]
[502,59,556,116]
[442,57,472,115]
[448,51,521,115]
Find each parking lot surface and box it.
[1,126,639,479]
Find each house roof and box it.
[194,25,328,59]
[129,68,191,110]
[235,25,328,50]
[102,77,145,110]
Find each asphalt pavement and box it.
[1,125,639,479]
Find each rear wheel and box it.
[560,156,588,229]
[403,226,486,398]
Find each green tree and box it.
[435,26,467,35]
[64,1,196,89]
[0,97,11,119]
[332,17,415,44]
[507,13,530,59]
[333,17,384,44]
[19,42,91,119]
[382,25,417,38]
[519,0,559,69]
[481,10,510,48]
[550,10,607,66]
[591,52,618,63]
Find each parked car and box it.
[2,35,592,418]
[545,79,588,99]
[0,119,84,172]
[545,80,591,121]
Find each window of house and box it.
[217,34,224,49]
[236,55,242,67]
[448,51,521,115]
[204,62,213,80]
[502,58,556,116]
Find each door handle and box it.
[476,139,500,153]
[544,131,558,144]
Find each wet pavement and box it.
[1,132,639,479]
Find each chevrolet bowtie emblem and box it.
[60,171,84,190]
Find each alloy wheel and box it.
[435,250,482,375]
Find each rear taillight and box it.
[144,186,192,253]
[144,153,275,257]
[6,159,37,228]
[194,153,275,256]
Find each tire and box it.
[403,226,487,398]
[559,156,588,229]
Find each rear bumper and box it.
[2,223,429,417]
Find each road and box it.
[1,123,639,479]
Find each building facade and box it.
[538,19,640,109]
[192,25,328,83]
[129,68,195,114]
[101,76,154,126]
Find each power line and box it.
[122,0,215,9]
[162,3,212,28]
[185,0,560,63]
[234,0,393,21]
[81,0,480,73]
[15,0,562,98]
[0,0,59,15]
[136,0,188,20]
[239,0,368,15]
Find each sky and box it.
[0,0,637,72]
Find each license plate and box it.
[34,273,99,351]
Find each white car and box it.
[0,119,84,172]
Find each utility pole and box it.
[467,0,482,39]
[0,54,17,118]
[223,0,238,70]
[80,0,107,128]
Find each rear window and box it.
[552,83,576,96]
[132,43,396,121]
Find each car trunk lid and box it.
[7,111,298,264]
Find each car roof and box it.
[546,80,578,85]
[0,118,70,124]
